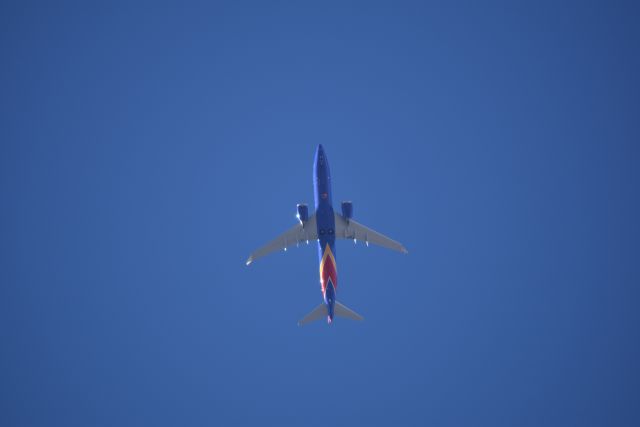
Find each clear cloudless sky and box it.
[1,1,639,426]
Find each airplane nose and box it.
[316,144,326,166]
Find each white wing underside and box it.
[246,215,318,265]
[334,213,408,254]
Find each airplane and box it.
[246,145,408,325]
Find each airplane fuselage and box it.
[246,144,407,325]
[313,145,337,323]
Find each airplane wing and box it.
[246,215,318,265]
[334,213,408,254]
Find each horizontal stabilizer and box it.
[335,301,364,321]
[298,303,327,326]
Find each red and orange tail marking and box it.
[319,243,338,293]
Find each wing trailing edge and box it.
[333,213,408,254]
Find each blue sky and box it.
[1,1,639,426]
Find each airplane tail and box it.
[298,301,364,326]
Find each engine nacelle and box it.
[296,203,309,224]
[341,201,353,220]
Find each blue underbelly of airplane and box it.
[314,144,338,323]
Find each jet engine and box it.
[341,201,353,220]
[296,203,309,224]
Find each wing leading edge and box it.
[246,215,318,265]
[334,213,408,254]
